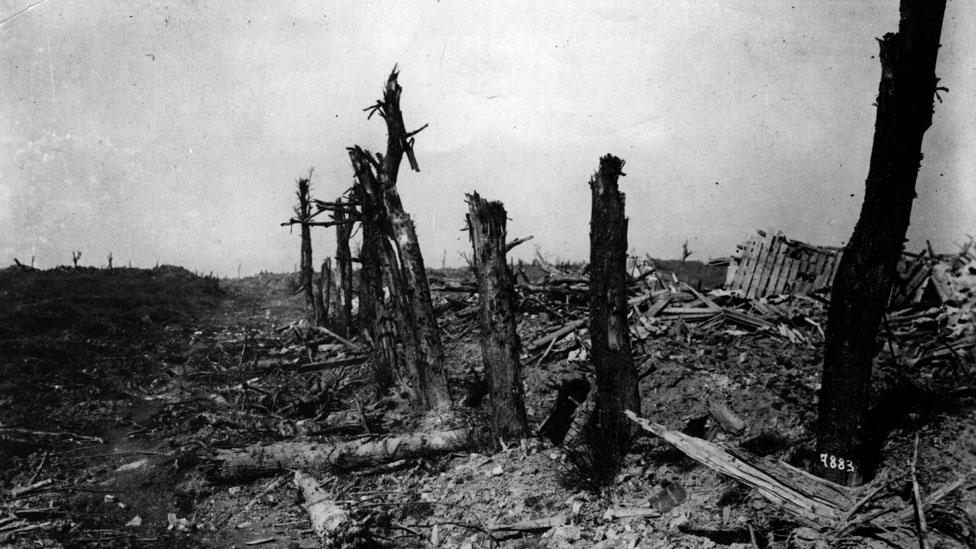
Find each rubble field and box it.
[1,243,975,548]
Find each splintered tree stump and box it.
[345,69,452,411]
[817,0,946,485]
[588,154,641,449]
[356,214,398,391]
[466,192,529,441]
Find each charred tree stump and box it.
[335,199,354,337]
[466,192,529,441]
[588,154,641,451]
[816,0,946,486]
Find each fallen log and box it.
[293,470,348,537]
[295,355,369,374]
[209,428,470,481]
[626,410,852,526]
[525,319,586,353]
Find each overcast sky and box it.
[2,1,974,275]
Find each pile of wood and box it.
[880,240,976,369]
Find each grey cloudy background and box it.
[2,1,974,276]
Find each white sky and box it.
[1,1,974,275]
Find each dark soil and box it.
[1,265,974,548]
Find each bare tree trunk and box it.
[350,149,423,400]
[296,175,327,325]
[319,258,332,326]
[588,154,641,451]
[816,0,946,486]
[334,200,354,337]
[466,192,529,441]
[357,198,398,392]
[345,69,451,410]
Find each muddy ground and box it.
[1,266,974,548]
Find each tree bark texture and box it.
[296,176,327,325]
[345,68,451,410]
[588,154,641,450]
[334,199,354,337]
[350,150,420,394]
[466,192,530,441]
[320,257,332,324]
[816,0,946,486]
[356,191,399,391]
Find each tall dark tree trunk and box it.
[588,154,641,451]
[296,175,327,325]
[320,258,332,325]
[816,0,946,486]
[334,200,354,337]
[466,192,529,442]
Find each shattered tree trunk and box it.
[297,175,327,325]
[466,192,530,441]
[347,68,451,410]
[334,200,354,337]
[817,0,946,486]
[350,150,421,394]
[588,154,641,450]
[356,190,398,391]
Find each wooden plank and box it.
[795,251,814,295]
[811,251,833,291]
[766,237,790,296]
[626,411,852,527]
[820,251,839,289]
[729,237,752,292]
[780,255,798,295]
[805,250,828,294]
[777,248,800,295]
[731,235,761,292]
[804,251,820,293]
[808,251,829,292]
[789,251,807,295]
[745,232,774,298]
[773,256,793,294]
[753,235,781,297]
[809,251,827,293]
